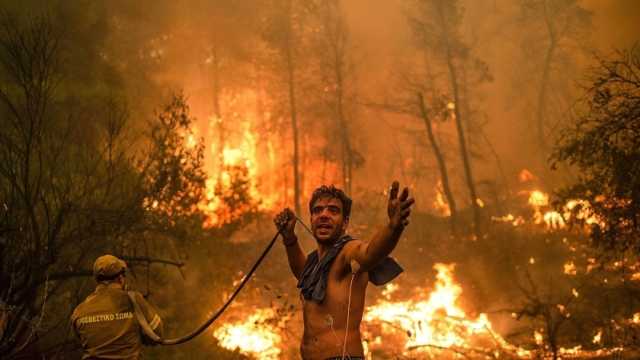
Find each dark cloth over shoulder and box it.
[297,235,403,303]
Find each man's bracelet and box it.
[283,236,298,247]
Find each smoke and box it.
[97,1,638,358]
[5,0,639,358]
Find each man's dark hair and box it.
[309,185,352,220]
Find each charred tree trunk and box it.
[284,0,301,215]
[436,1,482,238]
[417,92,458,234]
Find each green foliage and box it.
[0,13,210,357]
[143,91,206,225]
[551,46,640,253]
[0,12,143,356]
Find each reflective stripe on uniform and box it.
[149,314,161,330]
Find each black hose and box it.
[131,229,283,345]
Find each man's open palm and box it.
[387,181,415,229]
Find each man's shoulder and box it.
[71,287,131,319]
[334,239,366,271]
[340,238,366,254]
[70,291,96,321]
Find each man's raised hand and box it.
[274,208,297,245]
[387,181,415,230]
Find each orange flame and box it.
[199,111,279,227]
[211,263,628,359]
[364,263,531,357]
[213,308,282,360]
[433,181,451,217]
[491,187,603,232]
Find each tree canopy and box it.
[552,46,640,253]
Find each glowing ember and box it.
[492,213,514,222]
[381,283,399,299]
[213,308,282,360]
[492,213,512,223]
[557,304,569,317]
[534,330,544,345]
[592,329,602,344]
[564,261,577,275]
[491,213,527,227]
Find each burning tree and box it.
[260,0,307,215]
[206,162,261,229]
[408,0,491,238]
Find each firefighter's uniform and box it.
[71,255,163,359]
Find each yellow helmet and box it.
[93,254,127,280]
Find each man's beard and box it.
[314,226,344,243]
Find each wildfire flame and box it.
[433,181,451,217]
[564,199,604,227]
[213,308,283,360]
[364,263,531,358]
[213,263,627,359]
[491,186,603,231]
[199,114,279,227]
[528,190,549,208]
[564,261,577,275]
[543,210,565,229]
[518,169,536,183]
[195,90,352,228]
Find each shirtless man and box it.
[274,181,414,359]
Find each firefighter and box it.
[71,255,163,359]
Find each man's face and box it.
[310,196,348,244]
